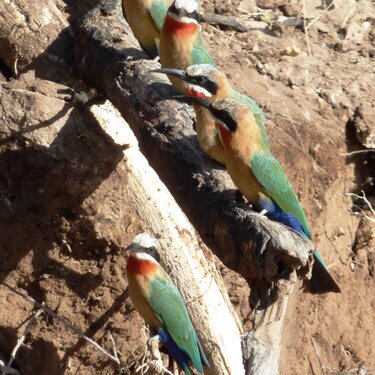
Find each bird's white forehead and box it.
[132,232,158,249]
[174,0,199,13]
[133,251,159,264]
[186,64,217,77]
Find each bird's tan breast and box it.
[127,273,162,328]
[225,154,264,203]
[224,120,265,203]
[194,106,225,164]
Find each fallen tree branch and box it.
[242,278,295,375]
[200,12,267,32]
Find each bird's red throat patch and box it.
[187,87,208,99]
[164,16,198,36]
[217,123,231,145]
[126,255,158,275]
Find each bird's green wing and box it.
[148,271,203,371]
[149,0,169,30]
[234,91,269,149]
[250,151,311,236]
[191,34,215,66]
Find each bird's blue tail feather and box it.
[256,198,308,237]
[158,328,192,375]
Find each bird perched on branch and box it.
[165,96,340,294]
[126,233,209,374]
[151,64,268,164]
[159,0,214,94]
[122,0,173,58]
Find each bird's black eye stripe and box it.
[205,78,218,95]
[192,76,218,95]
[168,3,178,15]
[212,109,237,132]
[190,10,200,22]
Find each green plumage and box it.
[148,271,205,372]
[191,35,215,66]
[250,151,311,237]
[149,1,169,30]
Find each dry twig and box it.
[0,196,13,214]
[201,12,267,33]
[311,337,326,375]
[345,190,375,223]
[306,0,337,31]
[303,0,312,56]
[108,332,120,363]
[0,281,121,366]
[0,361,19,375]
[2,309,44,375]
[201,12,248,32]
[135,335,174,375]
[342,149,375,156]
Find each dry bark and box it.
[0,0,69,76]
[200,12,268,32]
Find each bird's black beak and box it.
[125,243,138,252]
[164,94,212,110]
[149,68,190,82]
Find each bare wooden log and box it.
[200,12,268,32]
[90,100,245,375]
[75,0,314,286]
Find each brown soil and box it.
[0,0,374,374]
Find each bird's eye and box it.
[194,75,205,84]
[149,246,156,252]
[192,76,218,95]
